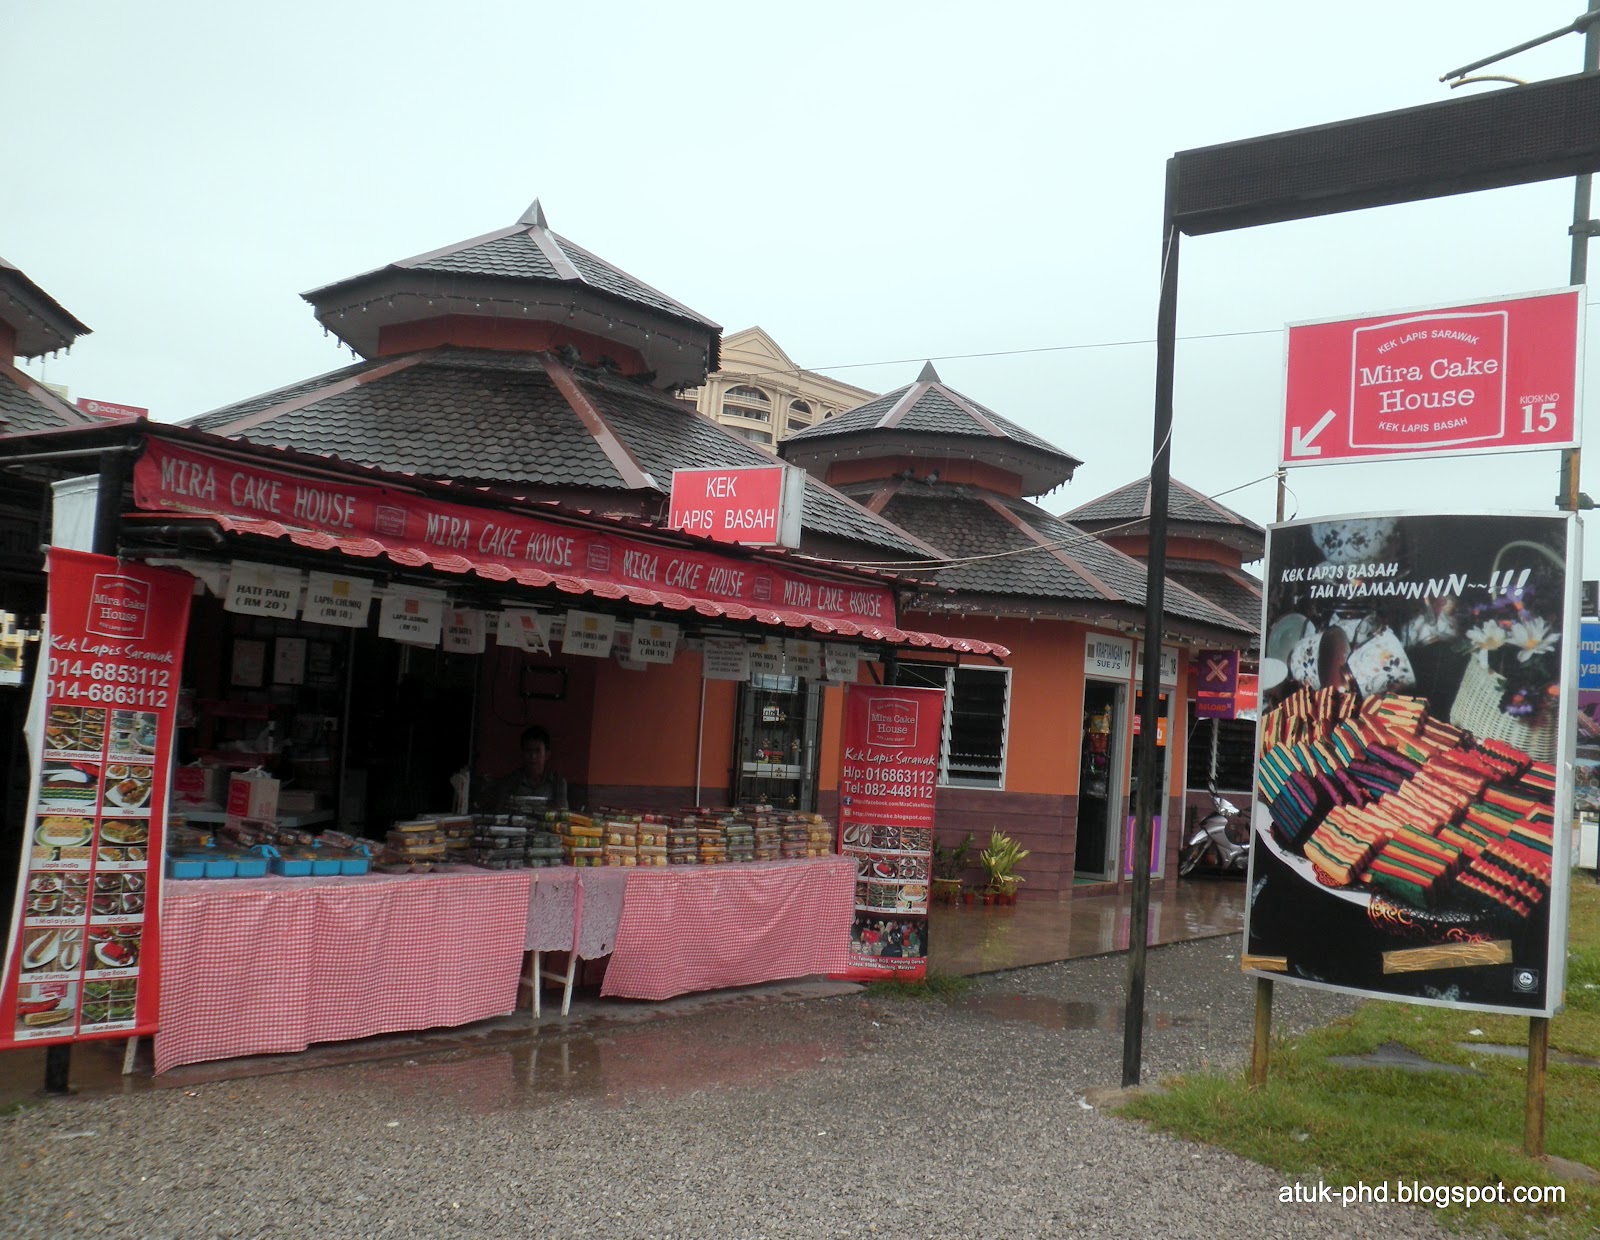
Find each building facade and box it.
[681,326,876,451]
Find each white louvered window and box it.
[895,662,1011,789]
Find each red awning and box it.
[122,512,1009,658]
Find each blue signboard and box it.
[1581,621,1600,691]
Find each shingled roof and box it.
[0,361,107,436]
[1061,475,1265,559]
[0,256,91,360]
[301,201,720,388]
[184,348,933,558]
[781,362,1081,497]
[843,478,1251,635]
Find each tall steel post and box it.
[1123,160,1180,1088]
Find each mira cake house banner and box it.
[1243,512,1577,1016]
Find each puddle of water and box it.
[960,993,1192,1031]
[1458,1042,1600,1068]
[336,1011,872,1114]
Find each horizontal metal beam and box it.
[1172,71,1600,235]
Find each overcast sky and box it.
[6,2,1596,566]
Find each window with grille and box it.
[896,662,1011,788]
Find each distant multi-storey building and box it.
[682,326,875,450]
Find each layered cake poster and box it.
[1243,511,1578,1015]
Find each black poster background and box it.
[1244,512,1574,1015]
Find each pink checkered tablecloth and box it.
[601,856,855,1001]
[156,868,533,1074]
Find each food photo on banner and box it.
[0,549,192,1046]
[1243,512,1577,1016]
[835,684,944,982]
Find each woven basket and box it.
[1448,655,1557,762]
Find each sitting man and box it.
[480,723,569,812]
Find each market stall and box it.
[1,420,1005,1074]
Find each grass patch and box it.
[861,969,974,1000]
[1123,874,1600,1238]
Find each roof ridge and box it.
[200,353,435,437]
[980,496,1123,602]
[934,383,1008,437]
[540,355,657,490]
[876,382,926,429]
[527,222,583,281]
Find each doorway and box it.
[1075,679,1125,880]
[1124,689,1173,877]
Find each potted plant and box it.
[931,832,974,904]
[980,830,1029,905]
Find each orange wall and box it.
[894,612,1194,799]
[474,646,599,785]
[377,316,649,376]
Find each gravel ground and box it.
[1,937,1460,1239]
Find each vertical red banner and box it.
[835,684,944,982]
[0,549,191,1048]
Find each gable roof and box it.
[299,201,720,387]
[184,347,935,558]
[853,479,1251,635]
[781,362,1080,496]
[1061,475,1265,558]
[0,358,105,436]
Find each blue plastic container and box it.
[310,857,341,877]
[338,857,370,876]
[203,857,238,879]
[272,855,313,877]
[166,856,206,880]
[234,855,269,878]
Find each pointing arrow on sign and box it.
[1289,410,1338,457]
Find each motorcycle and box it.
[1178,785,1248,876]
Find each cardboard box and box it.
[227,769,279,830]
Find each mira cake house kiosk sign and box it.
[1242,512,1576,1016]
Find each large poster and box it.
[0,549,192,1046]
[1243,513,1575,1016]
[836,684,944,981]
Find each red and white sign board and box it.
[1281,287,1582,467]
[666,465,805,548]
[0,549,191,1048]
[75,398,148,420]
[834,684,944,982]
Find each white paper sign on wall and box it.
[632,620,680,665]
[823,643,861,682]
[443,608,486,655]
[785,637,823,679]
[748,637,786,678]
[702,636,751,681]
[378,589,444,646]
[303,571,373,628]
[225,561,303,619]
[562,610,616,658]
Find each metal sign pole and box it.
[1122,161,1180,1089]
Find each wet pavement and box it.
[928,876,1246,976]
[0,877,1247,1107]
[2,936,1453,1240]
